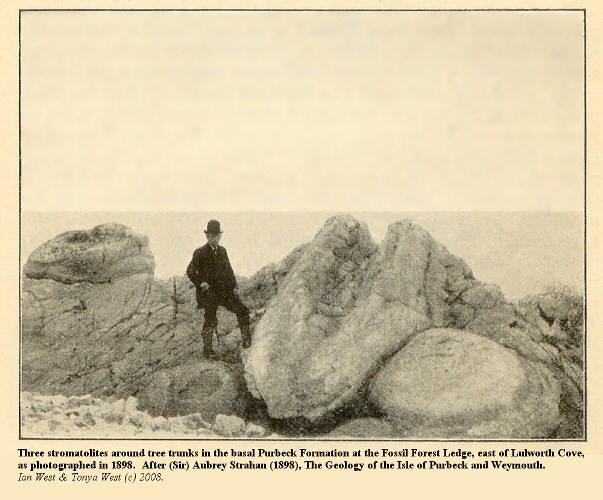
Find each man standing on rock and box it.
[186,220,252,359]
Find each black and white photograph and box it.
[17,9,585,442]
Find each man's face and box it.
[207,234,221,246]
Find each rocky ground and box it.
[21,216,584,439]
[21,392,271,439]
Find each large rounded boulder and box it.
[24,223,155,284]
[242,215,386,420]
[369,328,561,438]
[137,362,248,422]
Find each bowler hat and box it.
[204,219,223,235]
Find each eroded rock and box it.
[243,215,382,419]
[21,217,584,439]
[243,216,581,438]
[137,362,248,422]
[21,223,306,402]
[369,328,561,439]
[24,223,155,284]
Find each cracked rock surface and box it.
[243,215,384,420]
[22,272,202,399]
[21,223,303,414]
[22,217,583,438]
[242,216,582,437]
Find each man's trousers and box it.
[202,289,250,331]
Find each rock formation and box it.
[242,216,582,439]
[243,215,384,420]
[24,223,155,284]
[21,223,305,424]
[369,328,561,438]
[137,362,249,422]
[21,217,584,439]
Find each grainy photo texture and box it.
[20,211,585,440]
[19,10,585,440]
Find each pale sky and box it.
[22,212,583,300]
[20,11,584,212]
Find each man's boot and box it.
[202,326,219,360]
[240,324,252,349]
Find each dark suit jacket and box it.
[186,243,237,308]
